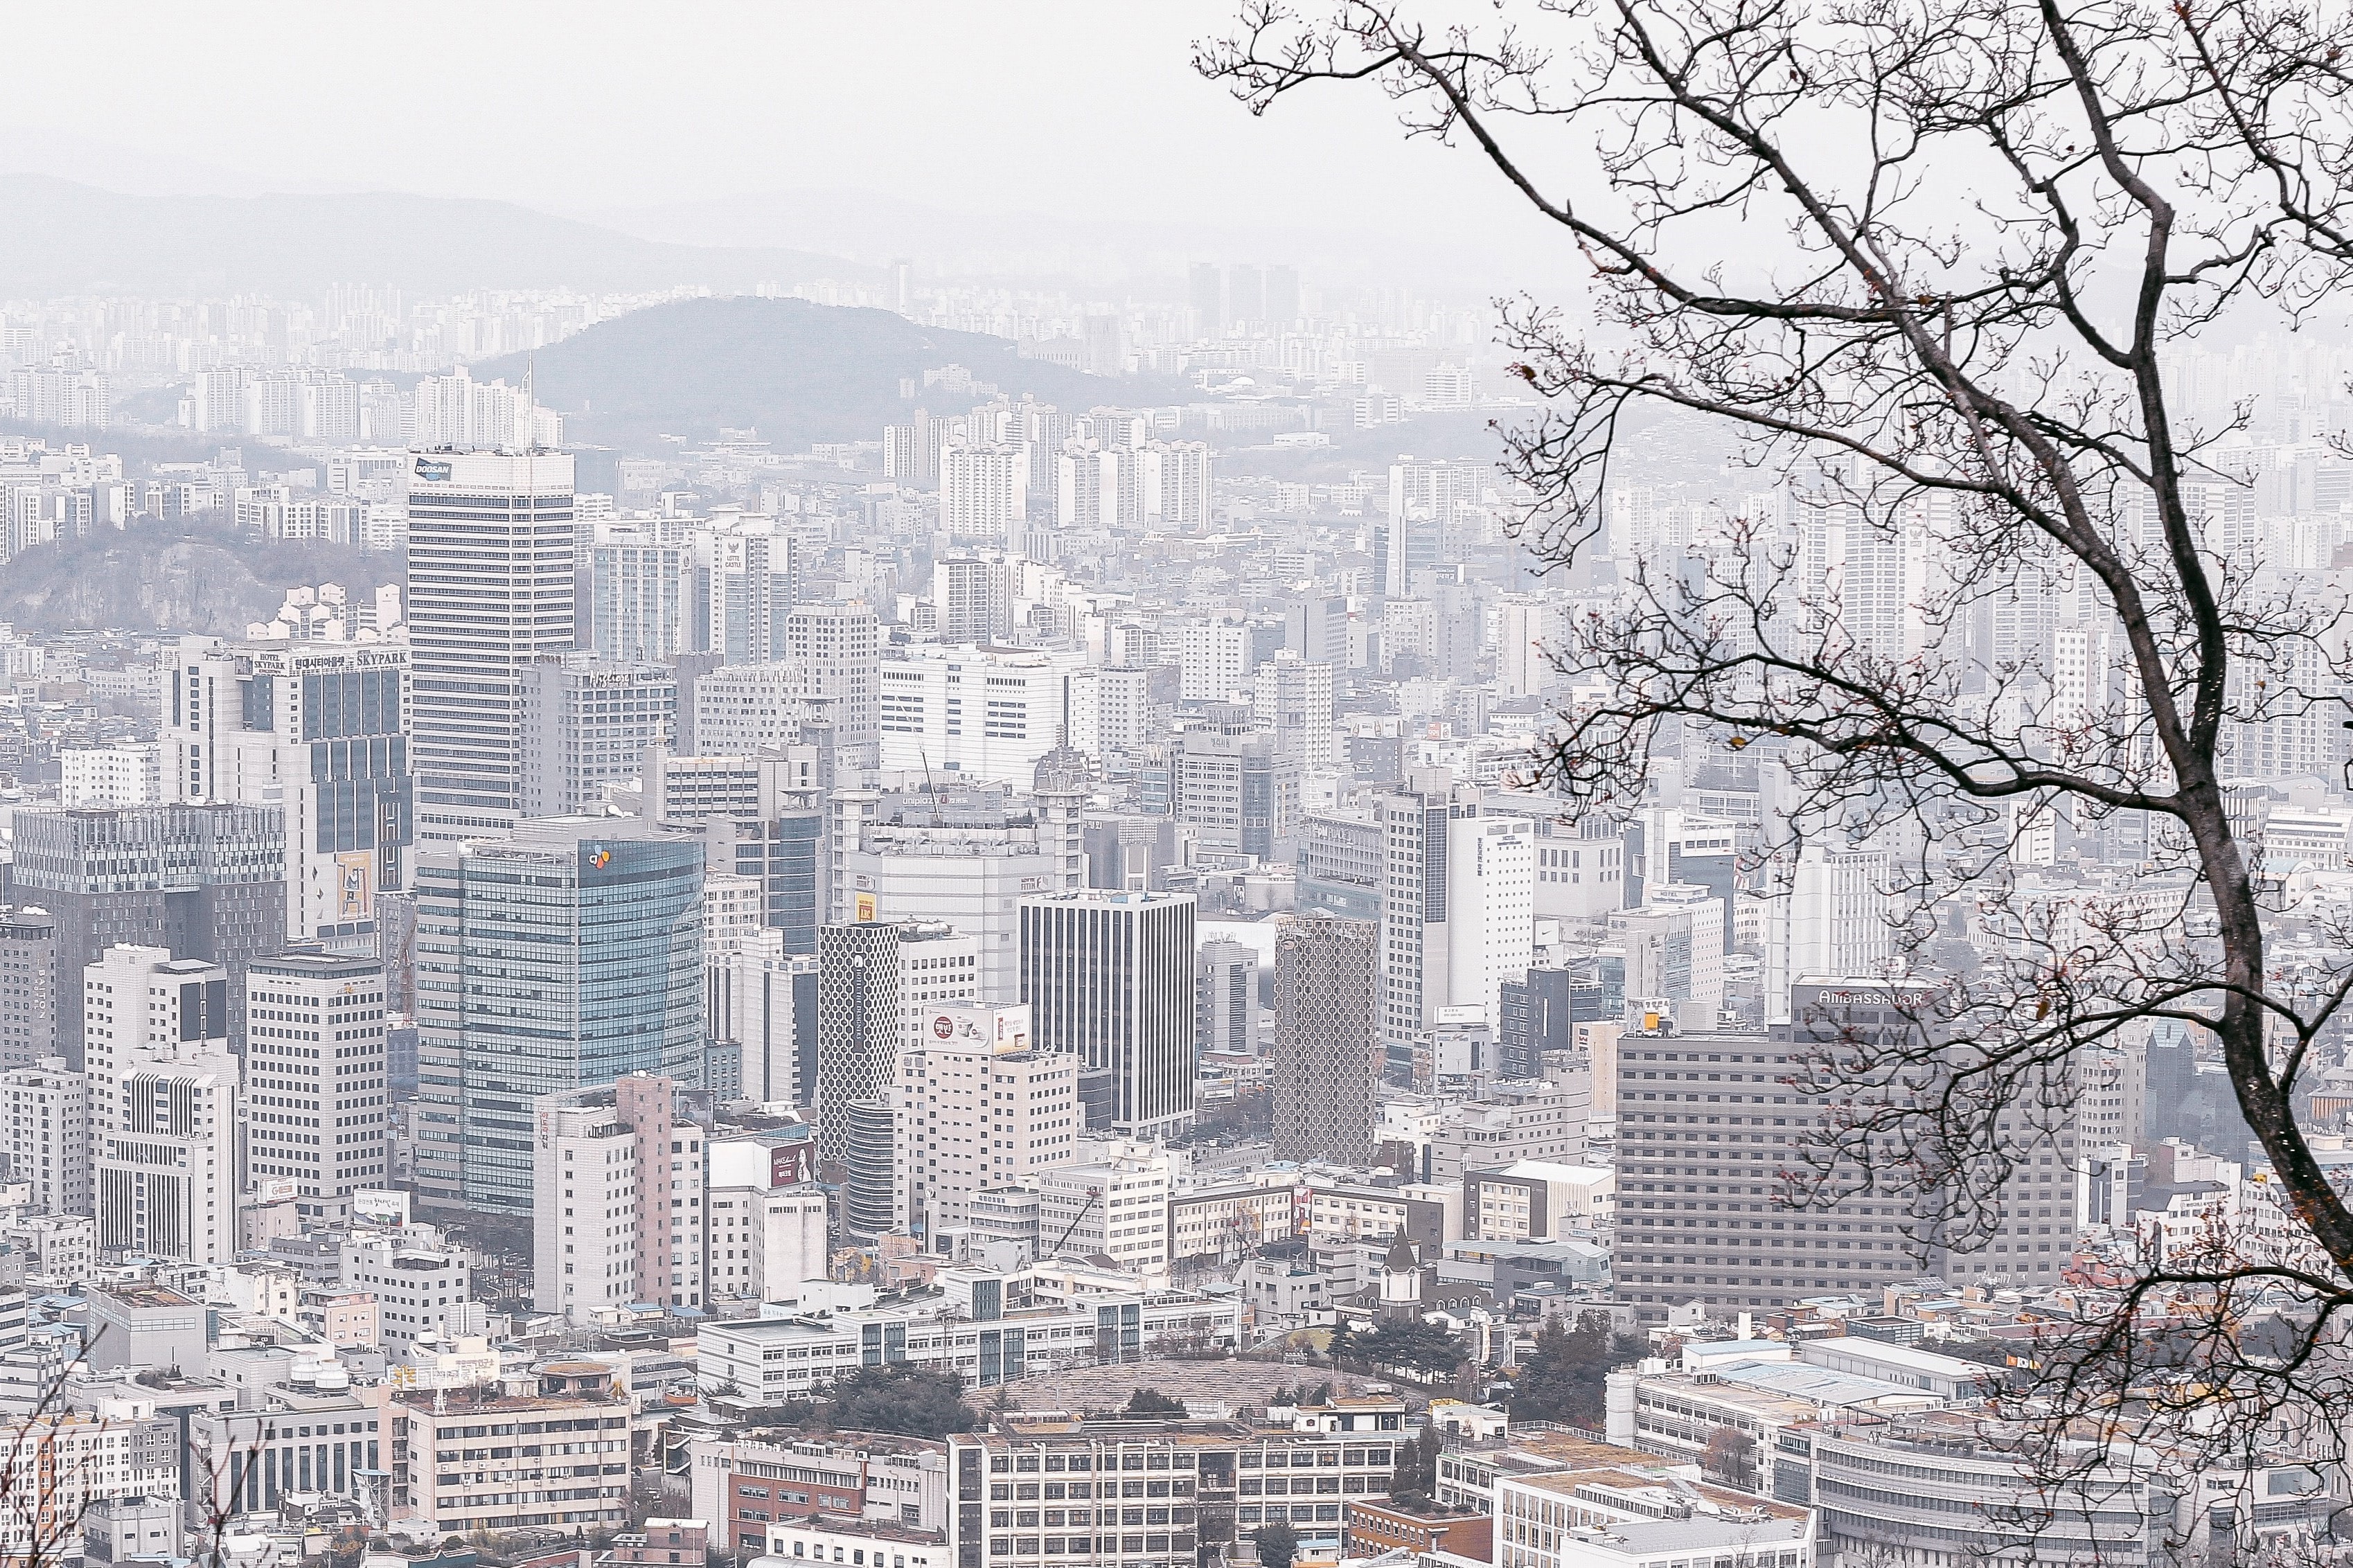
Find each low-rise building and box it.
[387,1362,632,1538]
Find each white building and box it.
[1611,885,1726,1031]
[1178,620,1252,702]
[243,952,391,1197]
[405,448,577,844]
[1763,846,1894,1022]
[832,785,1084,1000]
[162,636,412,947]
[58,746,159,810]
[531,1073,707,1326]
[97,1058,240,1264]
[706,1168,828,1311]
[896,1001,1081,1245]
[341,1226,471,1351]
[690,661,815,757]
[0,1060,87,1217]
[940,444,1029,544]
[1036,1139,1178,1277]
[83,946,227,1138]
[786,602,881,767]
[876,643,1088,785]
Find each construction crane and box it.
[1047,1187,1102,1256]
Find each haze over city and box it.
[0,7,2349,1568]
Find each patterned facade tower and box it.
[1272,916,1380,1166]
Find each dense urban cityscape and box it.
[2,7,2352,1568]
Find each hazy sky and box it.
[1,1,1568,281]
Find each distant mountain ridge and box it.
[0,175,873,297]
[471,296,1146,451]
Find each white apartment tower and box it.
[404,449,577,845]
[940,445,1029,545]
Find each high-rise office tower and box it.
[164,636,413,951]
[1173,729,1297,862]
[785,603,880,768]
[709,931,820,1105]
[1195,938,1259,1058]
[813,919,977,1164]
[1018,891,1197,1138]
[532,1072,707,1324]
[99,1058,240,1265]
[8,803,285,1067]
[692,518,797,664]
[1375,781,1536,1073]
[517,654,677,818]
[0,1058,88,1216]
[1271,918,1380,1166]
[1188,263,1224,337]
[895,1001,1078,1247]
[413,818,704,1216]
[405,449,577,846]
[1226,263,1266,324]
[0,908,56,1072]
[1252,652,1339,773]
[1763,846,1895,1022]
[243,952,391,1198]
[585,524,689,663]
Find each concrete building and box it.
[1270,917,1380,1165]
[387,1367,630,1535]
[707,1131,828,1312]
[1173,729,1296,863]
[533,1073,708,1325]
[787,601,881,767]
[7,803,285,1066]
[831,783,1083,999]
[1375,781,1535,1076]
[1464,1161,1615,1242]
[341,1225,471,1351]
[0,908,56,1072]
[1019,891,1198,1137]
[161,637,412,951]
[814,920,981,1168]
[1195,938,1259,1058]
[1036,1141,1176,1276]
[519,654,676,817]
[243,951,390,1197]
[896,1001,1080,1247]
[0,1060,87,1215]
[1610,886,1726,1033]
[405,448,578,844]
[876,643,1087,785]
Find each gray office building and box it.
[1018,890,1197,1137]
[5,803,285,1067]
[1271,918,1380,1165]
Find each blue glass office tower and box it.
[414,819,703,1215]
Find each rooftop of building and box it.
[752,1513,947,1547]
[98,1282,199,1311]
[248,952,384,979]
